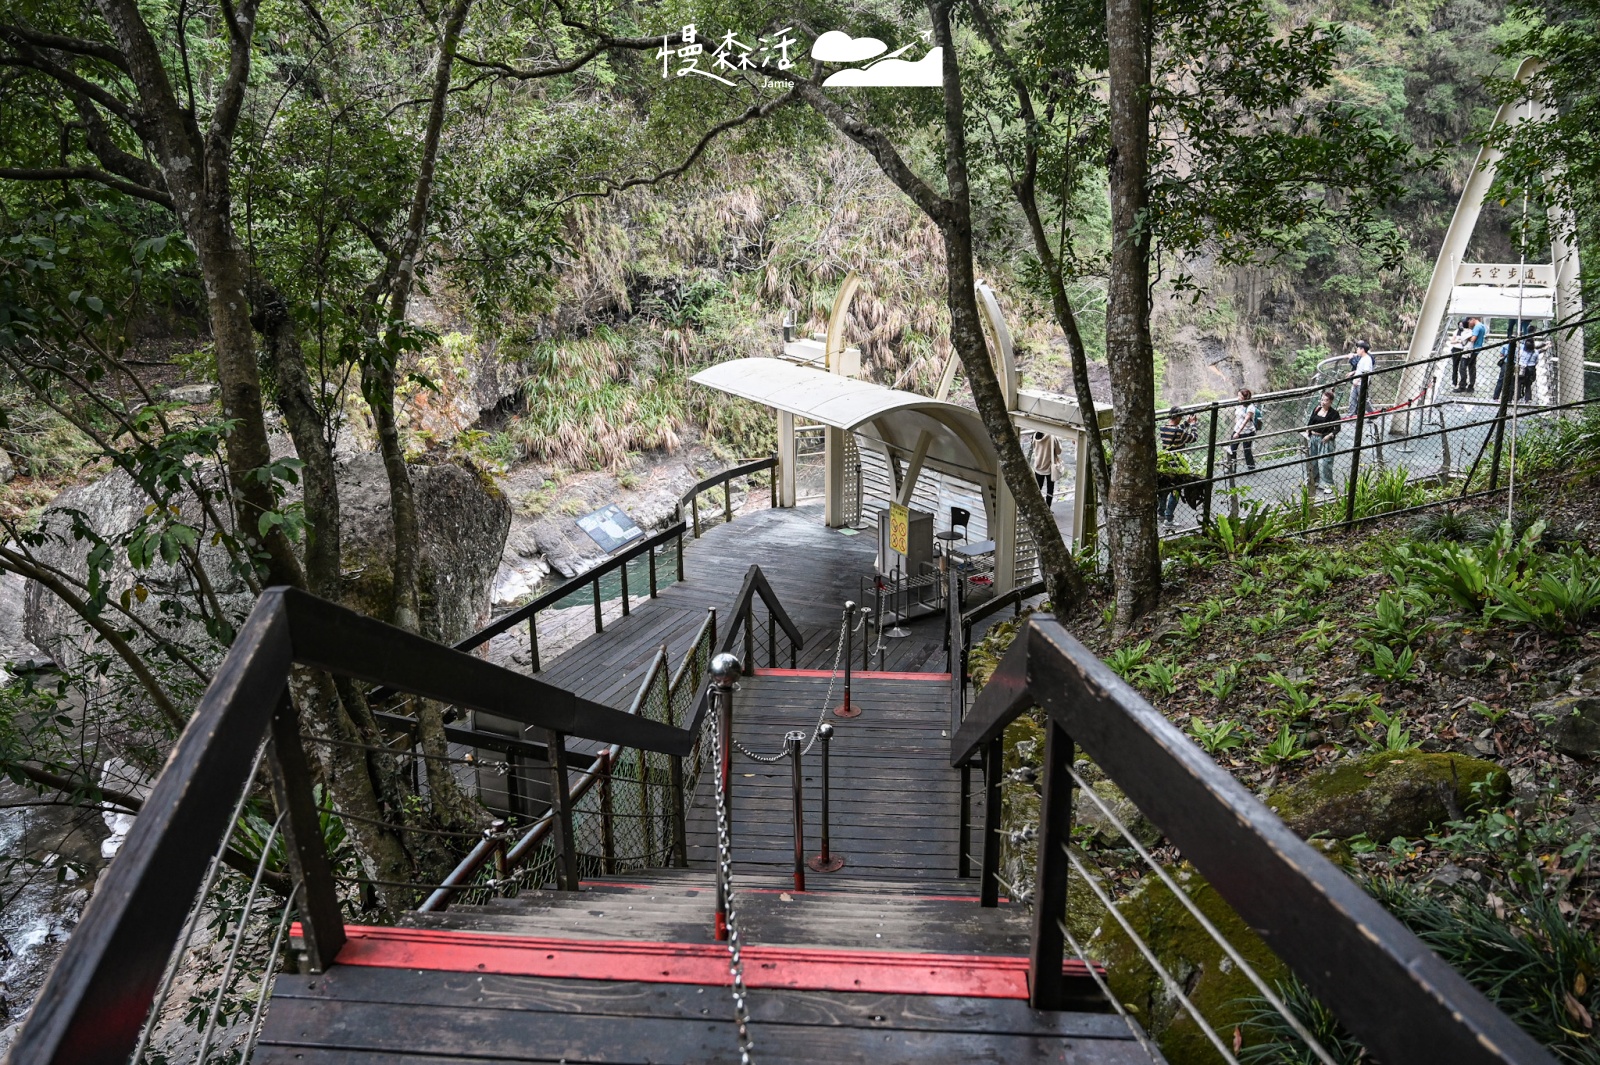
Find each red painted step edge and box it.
[749,667,951,681]
[301,924,1096,999]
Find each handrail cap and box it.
[710,653,743,686]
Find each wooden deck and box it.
[685,671,968,878]
[536,504,951,711]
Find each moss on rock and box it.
[1087,863,1286,1064]
[1266,750,1508,842]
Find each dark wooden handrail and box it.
[960,578,1047,629]
[950,616,1555,1065]
[11,585,714,1065]
[722,563,803,655]
[449,520,688,660]
[677,456,778,537]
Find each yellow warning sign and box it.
[888,502,909,556]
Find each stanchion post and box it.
[710,653,741,940]
[787,730,807,892]
[808,723,845,873]
[835,600,860,718]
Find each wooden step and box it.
[258,964,1154,1065]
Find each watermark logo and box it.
[658,24,942,89]
[813,31,942,87]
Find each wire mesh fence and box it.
[1153,317,1595,542]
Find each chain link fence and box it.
[1152,317,1596,540]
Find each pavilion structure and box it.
[691,276,1112,594]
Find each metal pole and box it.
[600,752,616,875]
[709,653,741,940]
[1201,402,1219,531]
[873,579,885,669]
[835,600,860,718]
[546,729,580,892]
[980,736,1003,908]
[787,730,807,892]
[808,724,844,873]
[768,613,776,669]
[958,762,972,879]
[1345,373,1371,525]
[490,818,509,884]
[1488,354,1515,490]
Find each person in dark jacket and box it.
[1305,390,1340,494]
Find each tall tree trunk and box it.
[94,0,420,909]
[365,0,479,826]
[931,0,1084,611]
[1104,0,1161,628]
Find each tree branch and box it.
[0,48,139,126]
[0,165,173,208]
[549,87,803,208]
[760,69,951,222]
[0,23,130,73]
[456,27,680,80]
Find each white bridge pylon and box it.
[1400,58,1584,415]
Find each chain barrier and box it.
[732,612,848,764]
[708,694,756,1064]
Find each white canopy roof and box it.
[691,358,999,481]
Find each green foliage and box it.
[1140,657,1184,697]
[1344,465,1431,519]
[1189,716,1248,754]
[1198,663,1243,702]
[1364,705,1419,751]
[1363,643,1418,684]
[1358,589,1430,648]
[1205,504,1284,559]
[1105,640,1153,681]
[1256,726,1312,766]
[1262,672,1320,722]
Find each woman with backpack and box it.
[1229,388,1260,471]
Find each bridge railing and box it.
[1150,316,1598,542]
[678,455,778,537]
[951,616,1557,1065]
[5,587,706,1065]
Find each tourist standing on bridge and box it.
[1462,316,1488,392]
[1345,341,1374,417]
[1031,431,1061,504]
[1306,390,1340,494]
[1517,337,1540,402]
[1159,409,1199,529]
[1230,389,1259,471]
[1448,319,1473,391]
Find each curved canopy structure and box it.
[691,357,1000,483]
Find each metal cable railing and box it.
[1148,317,1597,542]
[952,616,1557,1065]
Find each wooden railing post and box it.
[767,612,776,669]
[676,528,685,581]
[592,578,604,633]
[528,615,540,674]
[649,544,658,597]
[620,560,630,617]
[1029,719,1075,1009]
[980,735,1004,908]
[724,483,733,525]
[691,494,701,537]
[1201,402,1219,532]
[546,729,581,891]
[600,752,616,875]
[267,690,345,972]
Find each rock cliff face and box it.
[337,454,511,644]
[22,454,511,671]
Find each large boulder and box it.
[1531,693,1600,759]
[1266,751,1508,842]
[337,454,510,644]
[1088,863,1287,1064]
